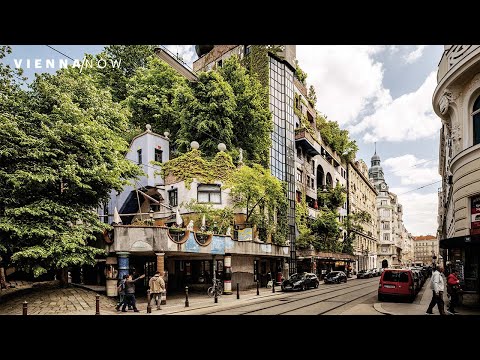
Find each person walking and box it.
[122,273,145,313]
[115,274,128,311]
[447,269,461,314]
[426,266,446,315]
[148,271,166,310]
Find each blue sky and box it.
[2,45,444,235]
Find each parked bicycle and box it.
[207,278,223,297]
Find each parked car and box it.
[378,269,416,302]
[324,271,347,284]
[357,269,373,279]
[281,272,319,291]
[371,268,380,277]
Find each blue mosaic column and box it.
[117,252,130,280]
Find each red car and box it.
[378,269,416,302]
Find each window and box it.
[296,169,303,183]
[154,148,163,163]
[383,221,390,230]
[381,200,387,205]
[168,189,178,207]
[197,184,221,204]
[137,148,142,164]
[217,59,223,68]
[245,45,251,56]
[473,95,480,145]
[384,233,390,241]
[297,147,301,159]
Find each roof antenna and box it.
[374,142,377,155]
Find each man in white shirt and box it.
[425,266,446,315]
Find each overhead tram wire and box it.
[396,180,442,196]
[45,45,76,61]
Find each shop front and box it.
[440,234,480,305]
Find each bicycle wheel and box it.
[217,285,223,296]
[207,286,214,297]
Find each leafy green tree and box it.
[0,66,141,282]
[183,200,234,234]
[229,164,287,244]
[308,85,317,107]
[317,182,347,211]
[311,210,342,252]
[94,45,155,102]
[343,210,373,255]
[125,56,188,141]
[294,60,307,85]
[317,114,358,162]
[219,56,272,167]
[175,71,236,157]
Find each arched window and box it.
[473,95,480,145]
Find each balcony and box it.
[295,128,320,157]
[437,45,480,83]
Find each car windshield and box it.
[383,271,409,282]
[290,273,306,280]
[358,270,366,273]
[327,272,339,277]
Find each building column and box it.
[155,252,167,305]
[223,254,232,294]
[117,252,130,280]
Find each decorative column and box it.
[223,254,232,294]
[117,252,130,280]
[156,252,167,305]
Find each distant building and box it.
[347,159,378,273]
[413,235,439,266]
[434,45,480,303]
[369,150,410,268]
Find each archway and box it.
[326,173,333,189]
[382,259,388,269]
[316,165,325,190]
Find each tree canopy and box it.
[0,62,141,278]
[317,114,358,162]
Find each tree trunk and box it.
[0,266,7,289]
[57,268,69,287]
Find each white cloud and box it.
[395,191,439,235]
[383,154,440,186]
[296,45,387,125]
[163,45,196,68]
[350,71,440,142]
[404,45,427,64]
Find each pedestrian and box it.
[122,273,145,313]
[115,274,128,311]
[426,265,446,315]
[148,271,166,310]
[447,269,461,314]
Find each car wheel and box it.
[314,282,319,288]
[344,278,347,283]
[302,284,307,291]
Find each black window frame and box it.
[137,148,142,164]
[473,95,480,146]
[154,148,163,163]
[168,189,178,207]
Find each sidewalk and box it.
[374,278,480,315]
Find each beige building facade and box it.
[348,160,378,272]
[413,235,439,266]
[434,45,480,303]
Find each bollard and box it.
[23,301,27,316]
[272,279,275,293]
[256,280,259,295]
[147,290,152,314]
[214,283,218,304]
[185,286,189,307]
[237,283,240,299]
[95,294,100,315]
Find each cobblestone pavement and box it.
[0,285,117,315]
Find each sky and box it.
[2,45,444,236]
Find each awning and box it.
[440,234,480,249]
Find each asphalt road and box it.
[169,277,380,315]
